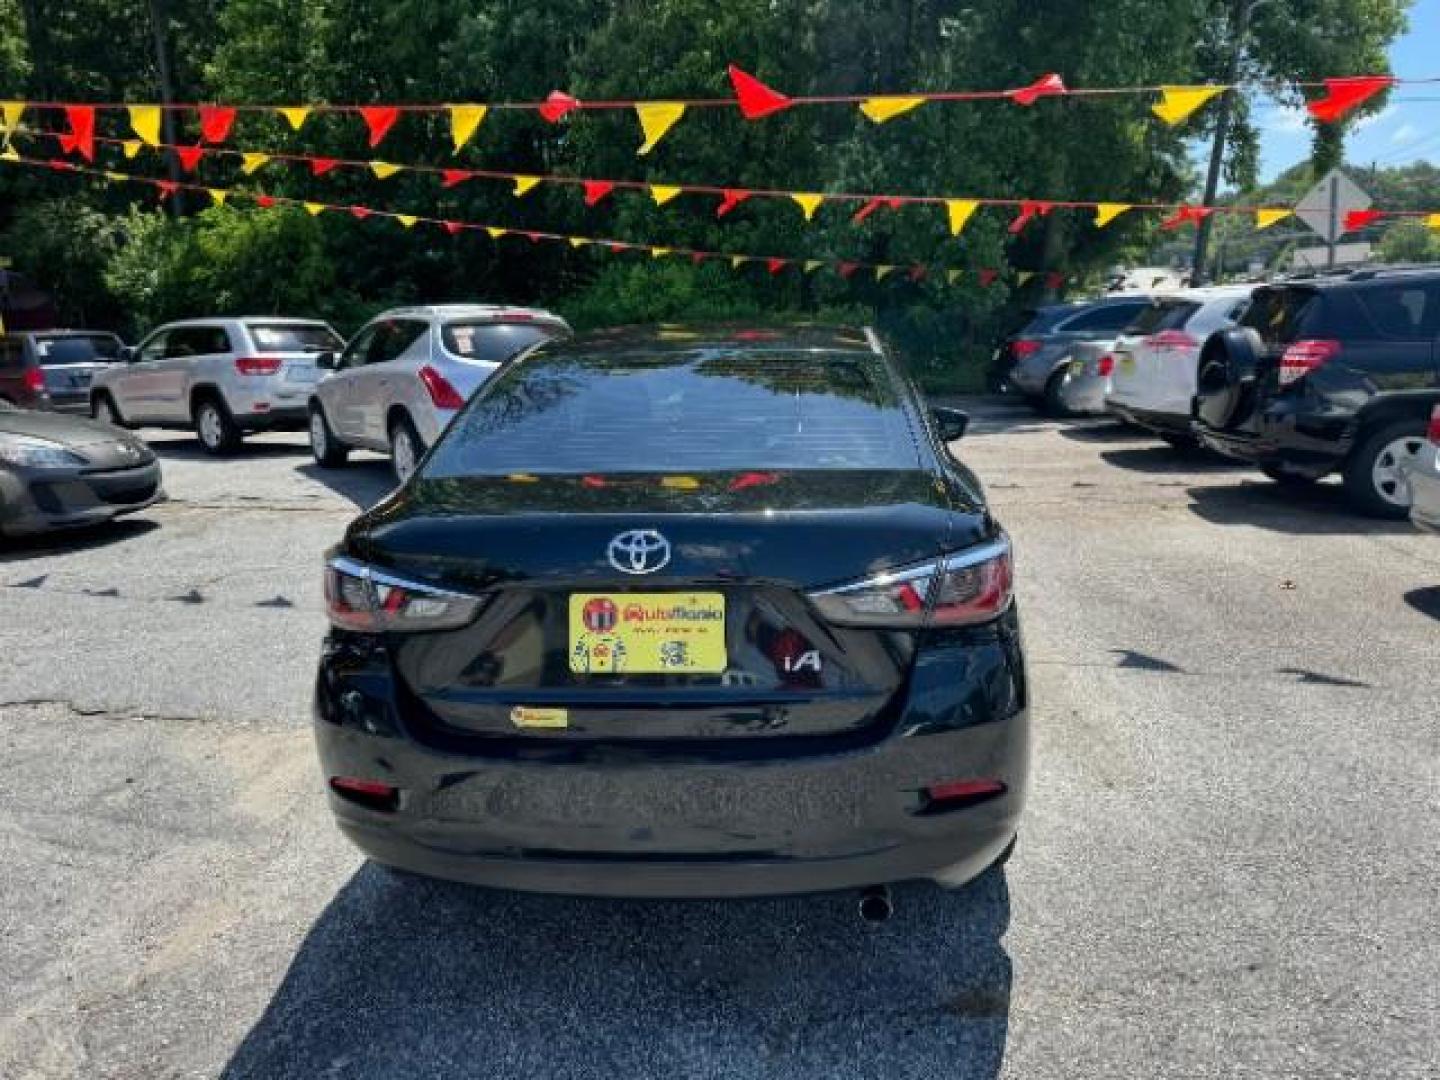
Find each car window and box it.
[1127,300,1200,336]
[1061,304,1146,332]
[1354,285,1438,341]
[166,326,232,358]
[1241,288,1320,345]
[137,331,169,363]
[245,322,343,352]
[338,325,380,370]
[426,348,922,476]
[441,321,562,363]
[33,334,123,365]
[366,319,429,366]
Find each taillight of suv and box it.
[1427,404,1440,446]
[1278,339,1340,387]
[1149,329,1200,351]
[1097,355,1115,377]
[235,356,283,375]
[22,367,46,395]
[418,365,466,410]
[1010,339,1042,362]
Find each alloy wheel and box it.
[1371,435,1424,508]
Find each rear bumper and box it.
[312,622,1030,899]
[1107,400,1190,435]
[1058,374,1108,415]
[1194,416,1350,476]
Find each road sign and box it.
[1293,168,1372,245]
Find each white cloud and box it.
[1356,105,1395,130]
[1391,122,1420,145]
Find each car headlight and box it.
[0,436,89,469]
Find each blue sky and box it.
[1250,0,1440,181]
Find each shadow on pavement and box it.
[1055,422,1155,445]
[296,461,397,510]
[1099,446,1248,476]
[0,517,159,562]
[143,436,312,462]
[1403,586,1440,623]
[222,865,1013,1080]
[1186,480,1418,535]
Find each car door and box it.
[159,325,231,422]
[325,323,384,444]
[114,329,170,420]
[349,319,429,447]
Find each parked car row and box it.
[1001,266,1440,526]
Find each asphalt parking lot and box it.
[2,400,1437,1079]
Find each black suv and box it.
[1193,268,1440,518]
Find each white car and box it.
[90,317,343,454]
[307,305,569,481]
[1106,286,1255,447]
[1409,404,1440,533]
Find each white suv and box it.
[90,317,343,454]
[307,304,569,481]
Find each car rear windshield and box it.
[1126,300,1200,336]
[245,323,343,352]
[1241,288,1320,344]
[441,321,562,363]
[33,334,123,365]
[424,348,922,476]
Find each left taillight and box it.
[324,554,484,633]
[1097,354,1115,377]
[809,537,1014,629]
[1278,339,1340,386]
[23,366,45,394]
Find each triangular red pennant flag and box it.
[727,65,792,119]
[524,231,543,244]
[582,180,615,206]
[851,196,903,225]
[539,91,580,123]
[1008,200,1054,234]
[155,180,179,200]
[908,264,927,282]
[441,168,470,188]
[1307,76,1394,123]
[58,105,96,160]
[443,221,464,235]
[309,157,338,177]
[1344,208,1385,232]
[690,252,707,265]
[1160,205,1213,230]
[359,106,400,147]
[766,257,787,274]
[608,242,627,253]
[350,206,372,220]
[1007,73,1067,106]
[837,261,859,279]
[175,145,205,172]
[716,189,752,217]
[979,268,999,287]
[255,195,276,209]
[1045,271,1065,290]
[198,105,237,143]
[46,158,76,172]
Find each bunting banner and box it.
[1151,86,1224,126]
[1,150,1082,291]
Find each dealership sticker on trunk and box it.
[569,593,727,675]
[511,706,569,730]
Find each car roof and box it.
[153,316,333,329]
[13,328,122,338]
[372,304,568,322]
[522,323,881,359]
[1156,285,1255,303]
[1275,266,1440,288]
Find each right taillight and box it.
[418,365,466,410]
[809,537,1014,628]
[23,366,46,394]
[1278,339,1340,386]
[1427,405,1440,447]
[1097,354,1115,377]
[1010,339,1042,361]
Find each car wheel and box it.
[309,404,350,467]
[389,414,424,483]
[1260,464,1319,487]
[193,397,242,456]
[92,392,126,428]
[1343,419,1426,519]
[1042,368,1076,418]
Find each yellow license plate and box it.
[1069,359,1085,375]
[569,593,727,675]
[1118,353,1136,374]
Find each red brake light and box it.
[1279,339,1340,386]
[235,356,282,375]
[22,366,45,393]
[1149,329,1199,351]
[1427,405,1440,446]
[1011,338,1043,360]
[418,364,466,410]
[1097,354,1115,377]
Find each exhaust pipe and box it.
[857,884,893,923]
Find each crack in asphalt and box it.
[0,698,211,724]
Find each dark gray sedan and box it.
[0,402,163,536]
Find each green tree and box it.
[1376,217,1440,263]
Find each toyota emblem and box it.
[607,529,671,575]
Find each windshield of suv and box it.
[245,323,343,352]
[425,348,921,476]
[33,334,124,365]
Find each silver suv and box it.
[307,304,569,481]
[90,317,343,454]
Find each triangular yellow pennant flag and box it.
[127,105,162,146]
[207,188,229,207]
[1151,86,1224,126]
[304,202,326,216]
[103,170,126,182]
[730,255,748,270]
[569,237,590,248]
[449,104,488,153]
[804,259,823,273]
[1016,271,1035,286]
[370,161,401,179]
[513,175,541,196]
[859,96,925,124]
[946,199,980,237]
[1255,209,1292,230]
[121,140,143,159]
[0,101,24,138]
[1,144,19,161]
[396,214,418,228]
[1427,213,1440,232]
[792,193,824,221]
[1095,203,1130,227]
[278,107,311,132]
[649,184,682,206]
[636,102,686,155]
[485,226,508,240]
[946,268,963,285]
[240,152,270,175]
[650,246,670,259]
[875,265,895,280]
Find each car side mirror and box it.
[315,351,337,371]
[932,407,970,442]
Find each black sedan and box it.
[0,402,163,536]
[313,326,1029,903]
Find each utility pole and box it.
[1192,0,1272,283]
